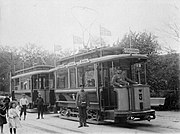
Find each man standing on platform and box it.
[76,84,90,128]
[112,67,137,88]
[20,94,28,120]
[36,93,44,119]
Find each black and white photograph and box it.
[0,0,179,134]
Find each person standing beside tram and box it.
[112,67,137,88]
[0,97,7,134]
[36,93,44,119]
[76,84,90,128]
[8,101,21,134]
[19,94,28,120]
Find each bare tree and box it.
[157,4,180,52]
[18,43,54,68]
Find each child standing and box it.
[0,97,7,134]
[8,101,21,134]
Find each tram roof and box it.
[15,65,54,75]
[12,70,50,79]
[12,54,148,79]
[90,54,148,63]
[57,46,123,63]
[50,53,148,70]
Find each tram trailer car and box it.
[11,65,55,110]
[55,48,155,123]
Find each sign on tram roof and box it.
[124,48,139,54]
[77,59,90,65]
[66,62,76,67]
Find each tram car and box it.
[54,46,155,123]
[11,65,55,109]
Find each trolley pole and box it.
[54,45,57,90]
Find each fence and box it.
[151,90,180,110]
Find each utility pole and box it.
[9,52,13,95]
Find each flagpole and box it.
[82,31,85,49]
[99,25,103,57]
[73,37,76,62]
[73,36,76,62]
[99,25,102,47]
[129,27,131,48]
[53,44,57,67]
[53,44,57,90]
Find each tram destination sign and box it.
[124,48,139,54]
[66,62,76,67]
[77,59,90,65]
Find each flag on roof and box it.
[100,26,111,36]
[54,45,62,52]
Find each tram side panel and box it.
[56,89,100,117]
[133,85,151,111]
[56,90,99,109]
[114,87,130,111]
[112,85,155,121]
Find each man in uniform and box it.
[36,93,44,119]
[20,94,29,120]
[76,85,90,128]
[112,68,137,88]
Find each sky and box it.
[0,0,180,53]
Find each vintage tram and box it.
[11,65,55,109]
[11,46,155,122]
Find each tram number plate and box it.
[139,94,143,100]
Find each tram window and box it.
[132,63,145,84]
[29,80,31,89]
[21,82,23,90]
[24,81,27,90]
[45,78,49,88]
[50,73,55,88]
[49,79,53,88]
[35,79,38,89]
[32,76,38,89]
[99,62,112,87]
[57,70,68,89]
[77,67,84,86]
[70,68,76,88]
[39,78,41,89]
[77,65,95,87]
[15,78,19,86]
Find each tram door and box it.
[38,89,50,105]
[99,62,116,110]
[32,74,50,106]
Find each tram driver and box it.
[112,67,138,88]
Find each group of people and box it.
[1,67,137,132]
[0,93,45,134]
[0,94,21,134]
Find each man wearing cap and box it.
[36,93,44,119]
[20,94,28,120]
[112,68,137,88]
[76,85,90,128]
